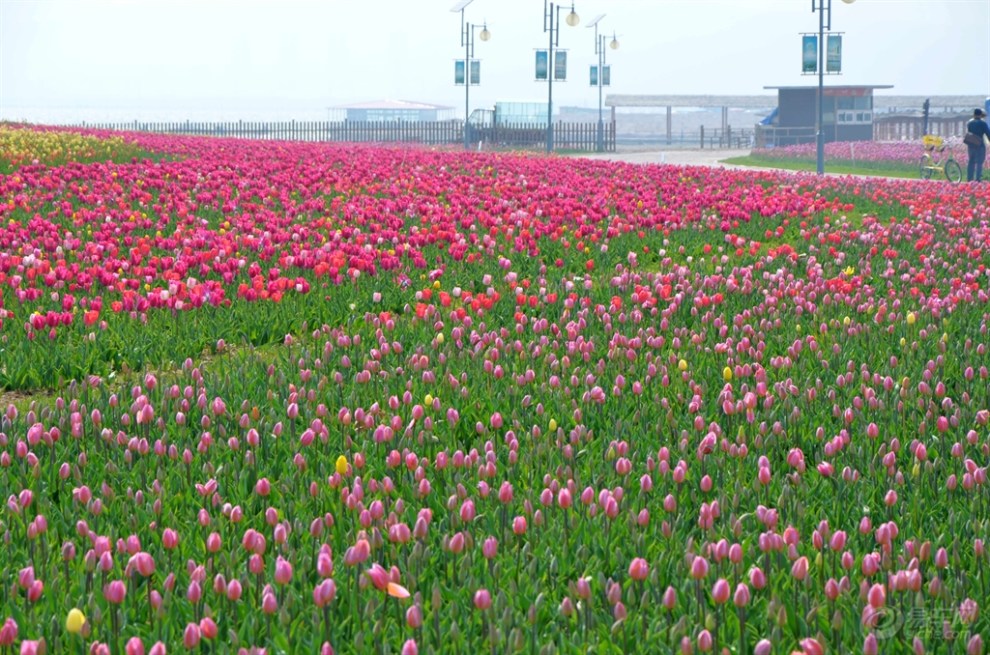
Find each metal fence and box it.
[75,119,618,152]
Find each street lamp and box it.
[812,0,855,174]
[452,0,491,150]
[543,0,579,153]
[587,14,618,153]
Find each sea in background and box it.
[0,105,336,126]
[2,94,982,127]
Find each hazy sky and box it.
[1,0,988,123]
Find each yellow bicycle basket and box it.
[922,134,944,149]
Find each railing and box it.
[754,126,817,149]
[74,119,618,152]
[872,115,969,141]
[470,122,616,151]
[697,127,754,149]
[77,120,462,145]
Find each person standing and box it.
[965,108,990,182]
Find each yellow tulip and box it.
[678,359,688,372]
[548,419,558,432]
[424,394,434,406]
[66,608,86,634]
[335,456,348,476]
[723,367,733,382]
[907,312,916,325]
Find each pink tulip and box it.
[959,598,979,624]
[629,557,649,581]
[227,578,243,601]
[274,556,293,585]
[690,556,709,580]
[662,586,677,610]
[129,552,155,577]
[712,578,730,604]
[183,622,201,649]
[473,589,492,610]
[406,604,423,629]
[199,618,218,640]
[105,580,126,604]
[255,478,271,497]
[19,641,44,655]
[733,583,751,607]
[825,578,840,601]
[162,529,179,550]
[512,516,527,535]
[749,567,767,590]
[0,619,19,647]
[365,564,389,592]
[867,582,886,609]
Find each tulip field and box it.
[4,124,990,654]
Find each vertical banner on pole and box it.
[826,35,842,73]
[801,35,817,73]
[590,65,598,86]
[554,51,567,81]
[602,65,611,86]
[535,51,548,80]
[470,60,481,85]
[455,60,465,85]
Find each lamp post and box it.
[587,14,618,153]
[452,0,490,150]
[812,0,855,175]
[543,0,579,153]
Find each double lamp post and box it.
[452,0,491,150]
[541,0,580,153]
[587,14,619,153]
[811,0,854,174]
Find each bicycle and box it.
[919,134,962,182]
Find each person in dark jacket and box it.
[966,108,990,182]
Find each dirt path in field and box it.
[577,148,748,168]
[577,148,917,181]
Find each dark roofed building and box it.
[760,84,892,146]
